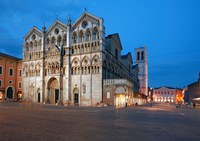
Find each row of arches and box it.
[25,39,42,52]
[24,51,42,60]
[71,41,100,54]
[23,62,41,77]
[25,26,100,53]
[46,33,67,47]
[71,66,100,75]
[24,33,67,53]
[72,27,99,44]
[45,61,66,76]
[71,55,100,67]
[71,55,100,75]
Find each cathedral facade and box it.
[22,11,141,106]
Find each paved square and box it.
[0,103,200,141]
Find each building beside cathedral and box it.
[153,86,184,103]
[22,11,146,107]
[184,73,200,103]
[0,52,22,101]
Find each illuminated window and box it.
[107,91,110,99]
[0,92,2,100]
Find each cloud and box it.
[0,26,22,57]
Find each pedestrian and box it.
[193,103,196,108]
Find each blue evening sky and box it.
[0,0,200,88]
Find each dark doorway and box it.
[7,87,13,99]
[74,93,79,105]
[55,89,59,103]
[38,93,40,103]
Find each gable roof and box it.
[46,20,67,35]
[72,11,101,30]
[24,26,42,41]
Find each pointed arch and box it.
[81,56,90,67]
[23,63,29,77]
[92,55,100,65]
[71,57,80,75]
[85,28,92,42]
[72,32,77,43]
[29,41,33,51]
[51,36,56,43]
[71,57,80,67]
[93,26,99,40]
[78,30,84,43]
[36,62,41,76]
[57,35,62,46]
[33,40,37,47]
[63,33,67,45]
[25,42,29,52]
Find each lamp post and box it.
[42,26,46,104]
[55,31,65,105]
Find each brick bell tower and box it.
[135,46,148,96]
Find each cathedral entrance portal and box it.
[55,89,59,103]
[47,78,59,104]
[73,88,79,106]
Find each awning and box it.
[192,97,200,101]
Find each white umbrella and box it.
[192,97,200,101]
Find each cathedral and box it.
[22,11,147,107]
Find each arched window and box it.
[63,34,67,46]
[137,52,140,60]
[72,32,77,43]
[78,30,84,43]
[38,39,42,50]
[34,40,37,47]
[85,28,91,42]
[29,41,33,51]
[93,27,99,40]
[57,35,62,46]
[51,36,55,43]
[141,51,144,60]
[25,42,29,52]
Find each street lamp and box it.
[55,31,65,105]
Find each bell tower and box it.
[135,46,148,96]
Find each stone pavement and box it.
[0,102,200,141]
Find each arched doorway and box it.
[47,78,59,104]
[115,86,126,108]
[7,87,13,99]
[73,88,79,106]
